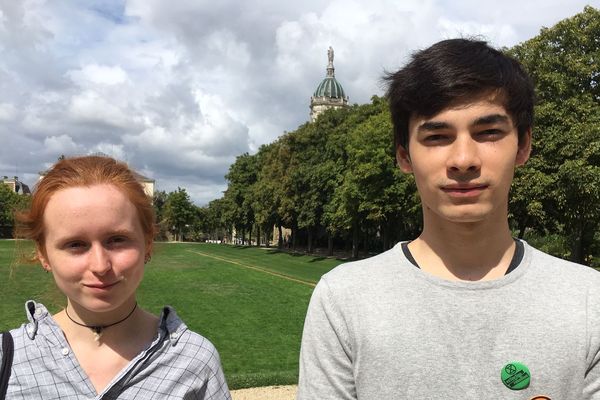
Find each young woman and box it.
[1,155,231,399]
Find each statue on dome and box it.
[328,46,334,64]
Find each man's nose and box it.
[446,136,482,173]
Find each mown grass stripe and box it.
[187,250,317,287]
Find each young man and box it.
[297,39,600,399]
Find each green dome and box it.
[313,76,346,99]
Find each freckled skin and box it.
[38,184,147,321]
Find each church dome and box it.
[313,76,346,99]
[309,46,349,122]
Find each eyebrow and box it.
[417,121,450,133]
[55,229,135,243]
[417,113,510,133]
[472,114,510,126]
[109,229,135,237]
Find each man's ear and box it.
[396,145,413,173]
[516,129,532,166]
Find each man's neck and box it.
[408,215,516,281]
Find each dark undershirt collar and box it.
[401,239,524,276]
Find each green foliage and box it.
[201,7,600,265]
[0,184,30,237]
[222,153,259,243]
[509,6,600,263]
[163,187,196,241]
[153,190,169,239]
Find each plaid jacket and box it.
[1,301,231,399]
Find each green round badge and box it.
[501,362,531,390]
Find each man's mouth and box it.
[441,184,488,196]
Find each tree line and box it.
[193,7,600,265]
[1,7,598,265]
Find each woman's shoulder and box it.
[158,306,223,371]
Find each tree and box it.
[223,153,258,245]
[163,187,196,241]
[0,184,29,238]
[324,97,420,257]
[509,6,600,263]
[251,143,283,247]
[153,190,169,240]
[205,198,229,241]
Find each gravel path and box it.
[230,385,297,400]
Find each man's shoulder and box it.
[525,241,600,284]
[320,243,410,289]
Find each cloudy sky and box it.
[0,0,597,205]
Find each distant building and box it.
[1,176,30,195]
[309,46,349,122]
[131,170,155,198]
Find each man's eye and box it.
[479,129,503,137]
[424,134,448,143]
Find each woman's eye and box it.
[65,241,87,251]
[108,236,128,246]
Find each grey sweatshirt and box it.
[297,241,600,399]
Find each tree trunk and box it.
[352,222,359,259]
[278,224,283,249]
[363,229,368,257]
[344,234,351,253]
[256,225,261,247]
[307,227,313,253]
[327,233,334,256]
[292,225,297,251]
[570,219,588,264]
[382,223,389,251]
[517,217,528,239]
[264,225,271,248]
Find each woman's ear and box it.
[36,246,51,271]
[396,145,413,173]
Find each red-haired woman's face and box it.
[37,184,147,315]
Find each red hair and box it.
[16,156,156,258]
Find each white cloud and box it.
[42,134,82,156]
[0,0,594,203]
[91,142,126,161]
[67,90,134,129]
[0,102,16,121]
[68,64,128,86]
[437,17,518,46]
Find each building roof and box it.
[313,76,346,99]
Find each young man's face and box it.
[396,95,531,225]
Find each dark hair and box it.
[384,38,535,149]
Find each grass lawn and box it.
[0,240,345,389]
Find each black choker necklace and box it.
[65,303,138,343]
